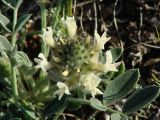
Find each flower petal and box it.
[80,73,102,97]
[62,70,69,76]
[61,16,77,39]
[56,82,70,100]
[94,31,111,50]
[42,27,55,47]
[89,52,100,70]
[34,53,52,72]
[91,88,103,98]
[106,50,113,64]
[98,62,117,73]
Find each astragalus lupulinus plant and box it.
[33,16,159,120]
[0,1,159,119]
[34,16,119,100]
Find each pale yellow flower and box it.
[61,16,77,39]
[100,50,118,72]
[89,52,99,70]
[89,50,118,73]
[61,70,69,76]
[34,53,52,72]
[55,82,70,100]
[94,31,111,51]
[80,73,103,97]
[42,27,55,47]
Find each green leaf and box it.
[0,35,12,51]
[110,48,122,62]
[2,0,15,8]
[103,69,140,105]
[90,98,106,111]
[20,107,37,120]
[15,0,23,9]
[15,14,31,33]
[0,57,11,86]
[0,14,10,26]
[123,85,160,114]
[0,14,11,32]
[43,96,67,117]
[112,62,125,78]
[19,65,36,76]
[111,113,121,120]
[34,78,50,96]
[67,102,81,111]
[2,0,22,9]
[14,51,32,66]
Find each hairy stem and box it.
[39,0,49,57]
[11,8,18,48]
[11,65,18,97]
[68,0,73,16]
[39,0,50,79]
[68,97,125,115]
[11,8,18,98]
[52,0,63,28]
[68,97,90,105]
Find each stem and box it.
[11,8,18,48]
[39,0,49,57]
[52,0,63,29]
[104,106,125,116]
[93,2,97,44]
[68,97,90,105]
[11,66,18,97]
[68,0,73,16]
[11,35,18,98]
[13,9,18,31]
[11,33,16,49]
[68,97,125,116]
[11,8,18,98]
[39,0,50,79]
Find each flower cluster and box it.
[34,16,119,100]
